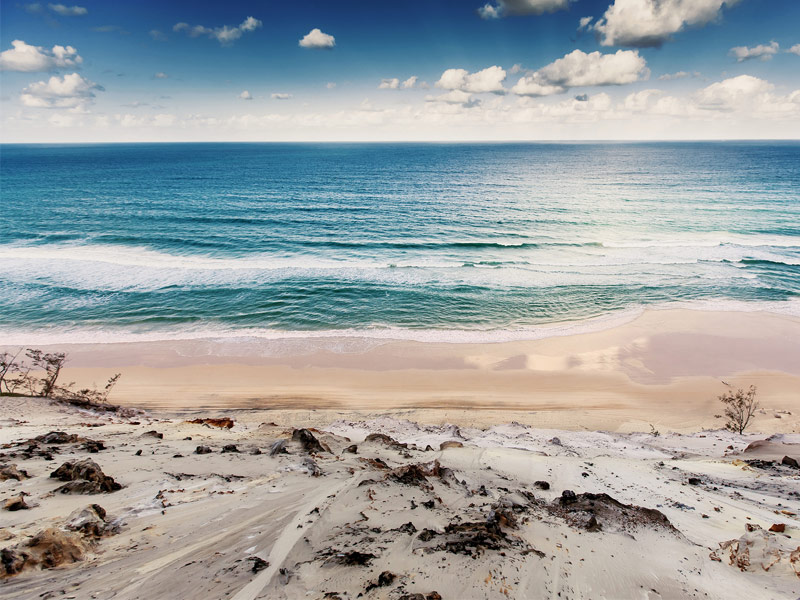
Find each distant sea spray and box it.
[1,142,798,344]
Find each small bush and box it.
[717,385,759,434]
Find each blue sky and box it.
[1,0,799,141]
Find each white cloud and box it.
[154,72,169,79]
[20,72,102,109]
[378,78,400,90]
[326,82,337,89]
[426,89,481,107]
[436,66,506,94]
[173,16,262,45]
[271,93,293,100]
[594,0,734,48]
[729,41,779,62]
[694,74,774,111]
[478,0,572,19]
[788,44,800,56]
[150,30,168,42]
[299,28,335,49]
[0,40,82,72]
[48,3,87,16]
[402,76,418,89]
[240,90,253,100]
[512,49,648,96]
[658,70,700,81]
[578,16,593,30]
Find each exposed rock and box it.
[195,445,213,454]
[1,528,88,576]
[364,570,396,593]
[393,522,418,535]
[343,444,358,454]
[385,460,441,491]
[65,504,118,538]
[269,440,288,457]
[782,456,799,469]
[4,495,29,511]
[50,459,122,494]
[35,431,80,444]
[550,492,676,534]
[439,441,463,450]
[248,556,269,573]
[769,523,786,533]
[711,526,800,577]
[142,430,163,439]
[221,444,239,453]
[82,440,105,453]
[324,550,376,566]
[364,433,407,450]
[292,429,328,454]
[186,417,235,429]
[533,480,550,490]
[560,490,577,505]
[0,464,29,481]
[303,457,322,477]
[688,477,702,485]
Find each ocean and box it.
[1,141,799,345]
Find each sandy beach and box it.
[6,308,799,433]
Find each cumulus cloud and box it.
[402,76,418,89]
[299,28,335,49]
[378,78,400,90]
[478,0,572,19]
[729,41,779,62]
[0,40,82,72]
[48,3,87,16]
[20,72,103,109]
[426,89,481,107]
[694,74,775,111]
[271,93,293,100]
[788,44,800,56]
[594,0,735,48]
[173,16,262,45]
[578,16,593,31]
[658,70,700,81]
[512,49,648,96]
[240,90,252,100]
[436,66,506,94]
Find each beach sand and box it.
[7,308,799,433]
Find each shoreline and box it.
[3,308,799,433]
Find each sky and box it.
[1,0,799,142]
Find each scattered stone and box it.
[65,504,118,538]
[303,457,321,477]
[343,444,358,454]
[550,492,676,534]
[688,477,702,485]
[364,433,408,450]
[711,526,800,577]
[195,446,213,454]
[221,445,239,453]
[82,440,105,453]
[560,490,577,505]
[248,556,269,573]
[549,437,562,446]
[1,528,88,576]
[34,432,80,444]
[0,464,29,481]
[142,430,163,439]
[393,522,418,535]
[439,441,463,450]
[50,459,122,494]
[250,448,262,456]
[782,456,799,469]
[269,440,288,457]
[324,550,376,566]
[533,481,550,490]
[385,460,442,491]
[364,570,396,593]
[769,523,786,533]
[4,495,29,511]
[292,429,328,454]
[186,417,235,429]
[135,449,142,456]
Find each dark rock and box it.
[65,504,118,538]
[35,432,80,444]
[550,492,676,533]
[292,429,327,454]
[221,444,239,453]
[560,490,577,505]
[688,477,702,485]
[248,556,269,573]
[385,460,441,490]
[769,523,786,533]
[82,440,105,453]
[135,449,142,456]
[364,433,407,450]
[303,457,322,477]
[195,445,213,454]
[1,528,88,576]
[269,440,288,456]
[418,529,437,542]
[142,430,163,439]
[533,480,550,490]
[251,448,262,455]
[343,444,358,454]
[365,571,396,593]
[0,464,29,481]
[325,550,375,566]
[360,457,389,470]
[393,521,418,535]
[421,500,435,509]
[50,459,122,494]
[549,437,562,446]
[781,456,799,469]
[4,495,29,511]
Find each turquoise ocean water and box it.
[1,142,799,344]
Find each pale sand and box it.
[1,396,798,599]
[5,308,799,433]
